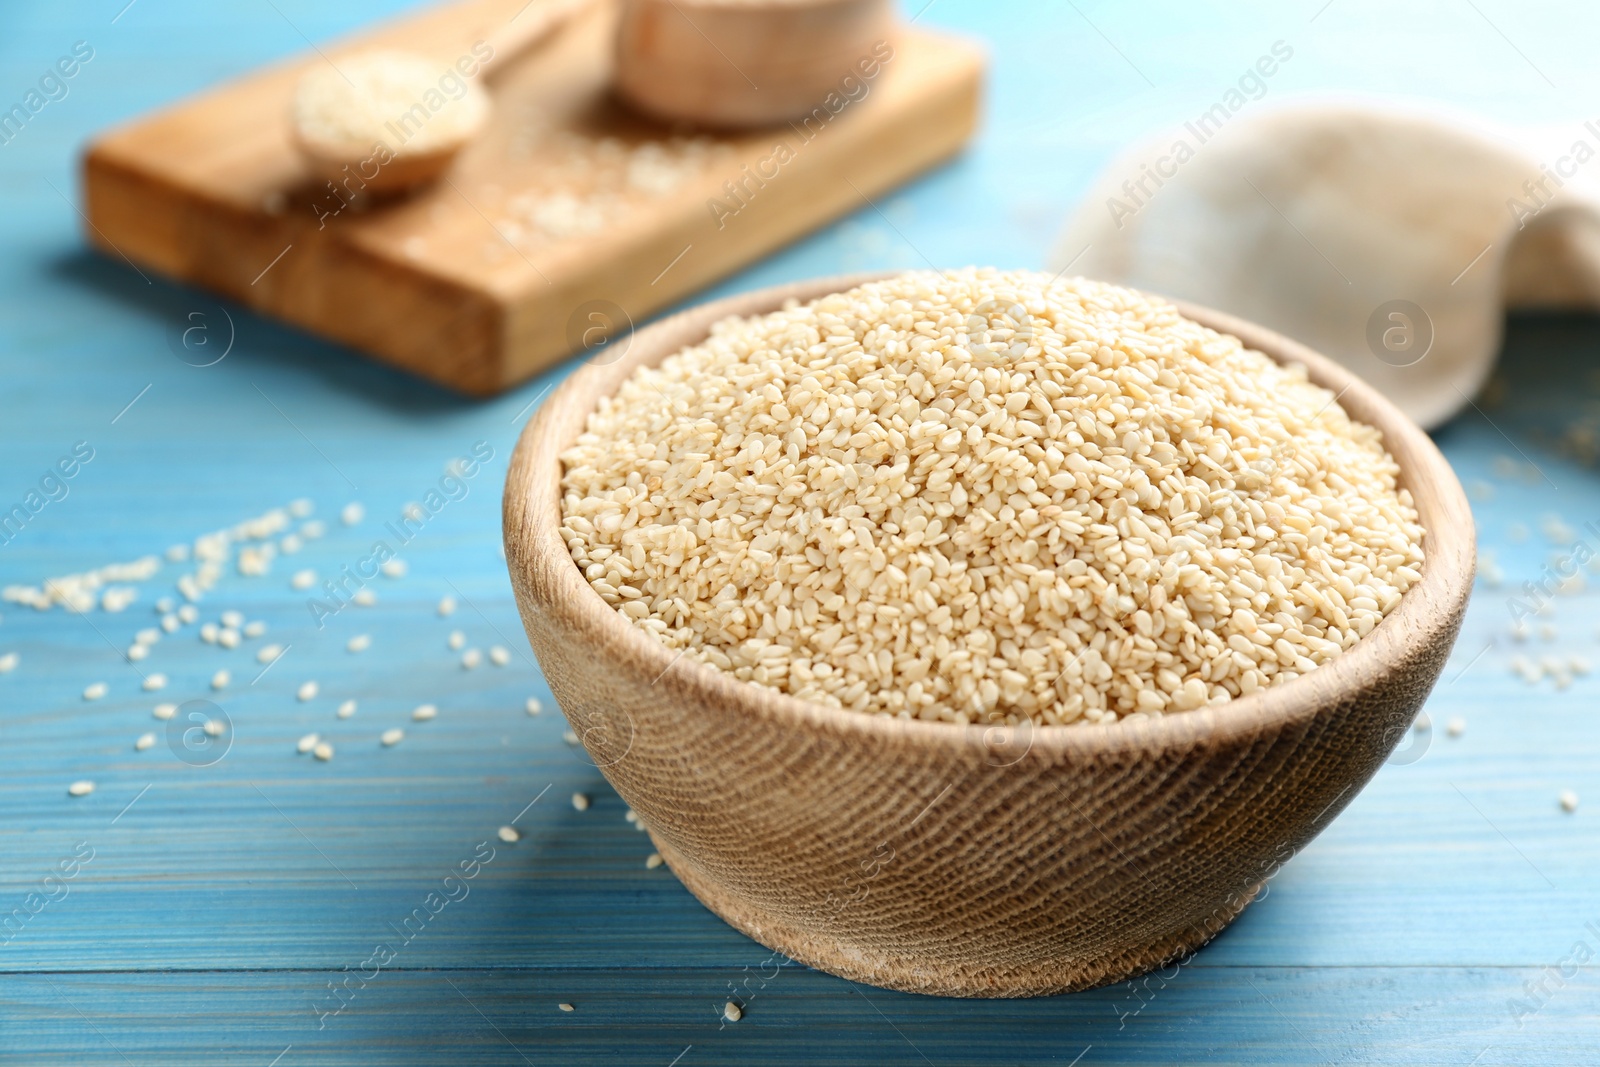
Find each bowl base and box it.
[653,838,1262,998]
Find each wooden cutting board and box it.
[81,0,984,395]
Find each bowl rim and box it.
[504,271,1475,759]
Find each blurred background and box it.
[4,1,1599,1063]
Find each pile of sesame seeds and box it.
[560,269,1428,726]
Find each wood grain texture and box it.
[503,275,1476,996]
[79,0,983,395]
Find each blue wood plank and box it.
[7,0,1600,1063]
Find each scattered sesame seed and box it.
[562,729,579,745]
[346,634,371,653]
[203,718,224,737]
[301,520,326,539]
[289,498,314,518]
[557,1003,574,1012]
[645,852,663,869]
[153,703,176,720]
[165,545,188,564]
[156,597,175,613]
[135,732,156,751]
[0,652,17,673]
[461,649,482,670]
[380,559,407,579]
[244,621,267,638]
[448,631,466,651]
[297,732,320,753]
[1572,656,1591,676]
[212,670,231,690]
[341,502,364,526]
[142,673,168,692]
[135,628,160,645]
[437,596,457,617]
[489,646,511,666]
[218,628,241,649]
[337,699,357,719]
[291,570,316,591]
[297,681,319,702]
[1511,622,1529,643]
[161,614,180,633]
[1413,712,1431,732]
[412,704,437,722]
[624,809,637,824]
[1540,624,1558,642]
[257,644,284,664]
[352,589,377,606]
[1446,716,1466,738]
[313,741,334,761]
[83,682,108,701]
[200,622,219,644]
[572,793,590,811]
[723,1001,742,1023]
[221,610,244,629]
[178,604,199,624]
[1560,790,1579,813]
[525,697,542,715]
[498,826,520,842]
[280,534,303,555]
[381,728,404,746]
[67,780,95,797]
[127,644,149,662]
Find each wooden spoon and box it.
[291,0,591,194]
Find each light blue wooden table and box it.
[4,1,1599,1063]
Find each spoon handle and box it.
[476,0,596,84]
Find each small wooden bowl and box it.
[613,0,895,127]
[504,274,1474,997]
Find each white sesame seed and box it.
[135,628,161,645]
[203,718,224,737]
[155,597,175,613]
[178,604,199,624]
[218,628,240,649]
[1571,656,1591,676]
[560,269,1428,726]
[1413,712,1431,732]
[645,852,663,869]
[381,728,404,746]
[346,634,371,653]
[301,520,326,540]
[291,569,316,591]
[67,780,95,797]
[153,703,176,720]
[200,622,219,644]
[135,732,156,751]
[448,631,466,651]
[142,673,167,692]
[437,596,457,617]
[380,559,407,579]
[341,502,364,526]
[352,589,377,606]
[1446,716,1466,738]
[257,644,284,664]
[624,809,637,824]
[244,621,267,638]
[0,652,17,673]
[723,1001,742,1023]
[461,649,482,670]
[1560,790,1579,813]
[572,793,590,811]
[498,825,520,842]
[83,682,108,700]
[313,741,334,761]
[221,610,244,629]
[297,681,319,702]
[337,699,357,719]
[127,644,149,662]
[1540,624,1558,642]
[160,614,180,634]
[412,704,437,721]
[289,498,314,518]
[165,545,188,563]
[280,534,303,555]
[297,732,320,753]
[489,646,511,667]
[525,697,542,716]
[563,729,579,745]
[557,1003,574,1012]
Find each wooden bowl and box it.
[503,273,1474,997]
[613,0,896,127]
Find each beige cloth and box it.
[1054,101,1600,428]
